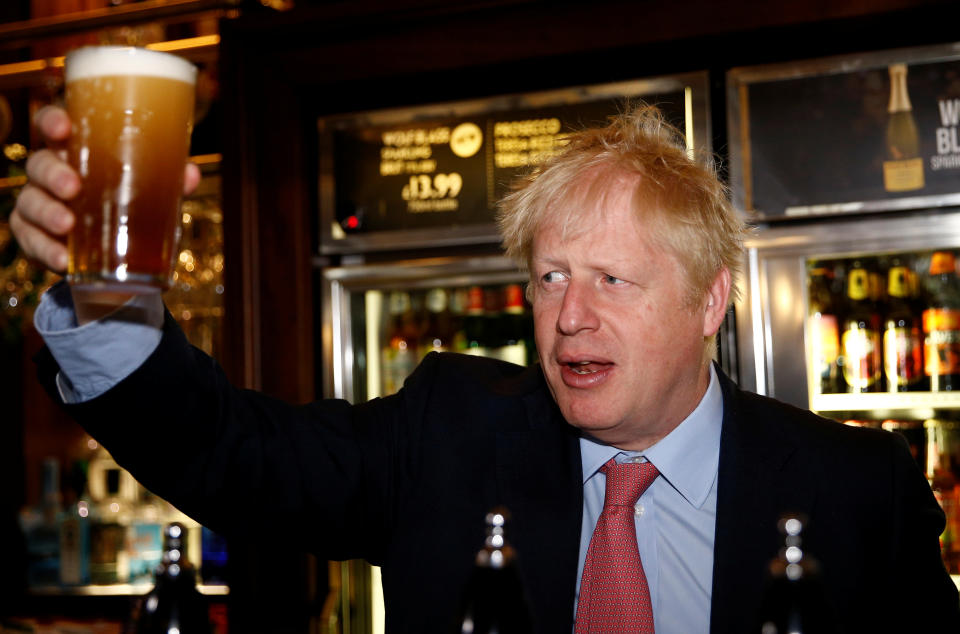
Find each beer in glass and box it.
[65,46,197,292]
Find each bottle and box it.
[419,287,456,359]
[87,453,133,585]
[381,291,420,395]
[757,515,833,634]
[461,286,489,357]
[925,418,960,573]
[59,491,91,586]
[454,508,534,634]
[807,265,841,394]
[840,262,883,392]
[883,259,927,391]
[60,439,98,586]
[20,457,64,587]
[493,284,529,366]
[883,63,924,192]
[923,251,960,391]
[131,523,213,633]
[127,490,165,586]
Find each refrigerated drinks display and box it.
[323,257,534,404]
[804,249,960,574]
[728,43,960,590]
[733,211,960,588]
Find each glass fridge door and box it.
[321,254,533,405]
[736,208,960,583]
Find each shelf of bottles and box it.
[369,282,535,399]
[805,249,960,579]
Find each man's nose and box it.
[556,280,600,335]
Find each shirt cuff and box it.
[34,281,164,403]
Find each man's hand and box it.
[10,105,201,322]
[11,105,201,272]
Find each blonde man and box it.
[14,105,959,633]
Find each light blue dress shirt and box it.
[34,282,165,403]
[36,282,722,633]
[577,366,722,634]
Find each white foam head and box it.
[65,46,197,85]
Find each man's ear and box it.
[703,267,731,338]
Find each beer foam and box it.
[65,46,196,85]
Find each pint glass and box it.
[65,46,197,292]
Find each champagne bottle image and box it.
[454,507,534,634]
[883,63,925,192]
[758,515,835,634]
[131,523,212,634]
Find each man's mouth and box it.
[569,361,605,374]
[558,358,614,388]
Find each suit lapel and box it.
[709,372,816,634]
[493,369,582,633]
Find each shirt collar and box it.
[579,365,723,509]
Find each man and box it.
[12,104,960,633]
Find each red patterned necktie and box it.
[575,458,660,634]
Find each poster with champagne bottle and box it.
[728,43,960,220]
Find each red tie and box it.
[575,458,660,634]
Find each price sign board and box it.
[318,73,709,253]
[728,43,960,221]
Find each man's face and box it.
[530,187,726,450]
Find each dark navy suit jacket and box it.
[38,311,960,633]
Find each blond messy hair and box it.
[496,104,749,309]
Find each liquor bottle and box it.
[60,442,97,586]
[922,251,960,392]
[461,285,489,357]
[883,259,927,391]
[382,291,420,395]
[454,507,534,634]
[925,418,960,573]
[840,262,883,392]
[131,523,213,634]
[20,457,64,587]
[482,285,504,355]
[419,287,456,359]
[128,490,165,586]
[90,466,133,584]
[59,492,91,586]
[807,265,841,394]
[493,284,529,366]
[883,63,924,192]
[757,515,834,634]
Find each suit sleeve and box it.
[888,432,960,630]
[35,308,438,563]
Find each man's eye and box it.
[541,271,566,284]
[604,274,626,285]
